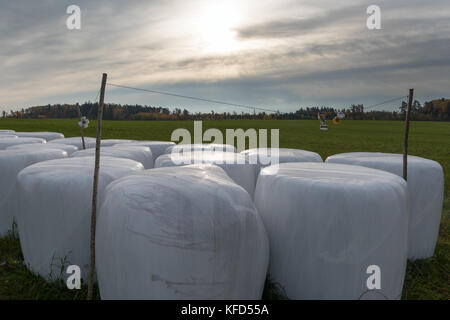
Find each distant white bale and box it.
[96,164,269,299]
[100,139,135,147]
[0,130,15,134]
[120,141,175,160]
[51,137,97,149]
[0,148,68,236]
[71,145,153,169]
[164,143,236,155]
[0,135,18,139]
[255,162,408,300]
[16,156,144,281]
[7,143,79,155]
[155,151,258,198]
[326,152,444,260]
[241,148,323,172]
[14,132,64,141]
[0,137,46,150]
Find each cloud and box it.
[0,0,449,112]
[236,4,365,39]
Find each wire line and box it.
[107,83,279,113]
[366,95,409,111]
[107,82,425,114]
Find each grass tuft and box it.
[0,231,99,300]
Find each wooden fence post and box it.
[403,88,414,181]
[87,73,107,300]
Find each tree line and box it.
[2,98,450,121]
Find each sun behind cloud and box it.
[195,3,240,54]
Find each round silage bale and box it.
[0,134,18,139]
[96,164,269,299]
[14,132,64,141]
[0,148,68,236]
[164,143,236,155]
[71,145,153,169]
[100,139,136,147]
[0,130,15,134]
[16,156,144,282]
[118,141,175,160]
[241,148,323,173]
[325,152,444,260]
[7,143,79,155]
[255,162,408,300]
[50,137,97,149]
[0,137,46,150]
[155,151,258,198]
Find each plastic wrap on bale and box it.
[14,132,64,141]
[326,152,444,260]
[71,145,153,169]
[119,141,175,160]
[0,135,18,139]
[100,139,136,147]
[255,162,408,300]
[164,144,237,155]
[241,148,323,173]
[7,143,79,155]
[0,148,68,236]
[0,137,46,150]
[155,151,258,198]
[96,164,269,300]
[16,156,144,282]
[0,130,15,134]
[51,137,97,149]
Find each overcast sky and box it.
[1,0,449,113]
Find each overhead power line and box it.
[107,83,279,113]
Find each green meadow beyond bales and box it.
[0,118,448,299]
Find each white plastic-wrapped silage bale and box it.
[14,132,64,141]
[0,148,68,236]
[50,137,97,149]
[7,143,79,155]
[241,148,323,173]
[0,135,18,139]
[0,130,15,134]
[155,151,258,198]
[255,162,408,300]
[325,152,444,260]
[96,164,269,299]
[119,141,175,160]
[71,145,153,169]
[164,143,236,155]
[100,139,136,147]
[0,137,46,150]
[16,156,144,281]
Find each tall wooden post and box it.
[87,73,107,300]
[403,89,414,181]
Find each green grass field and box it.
[0,118,448,300]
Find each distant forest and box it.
[2,98,450,121]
